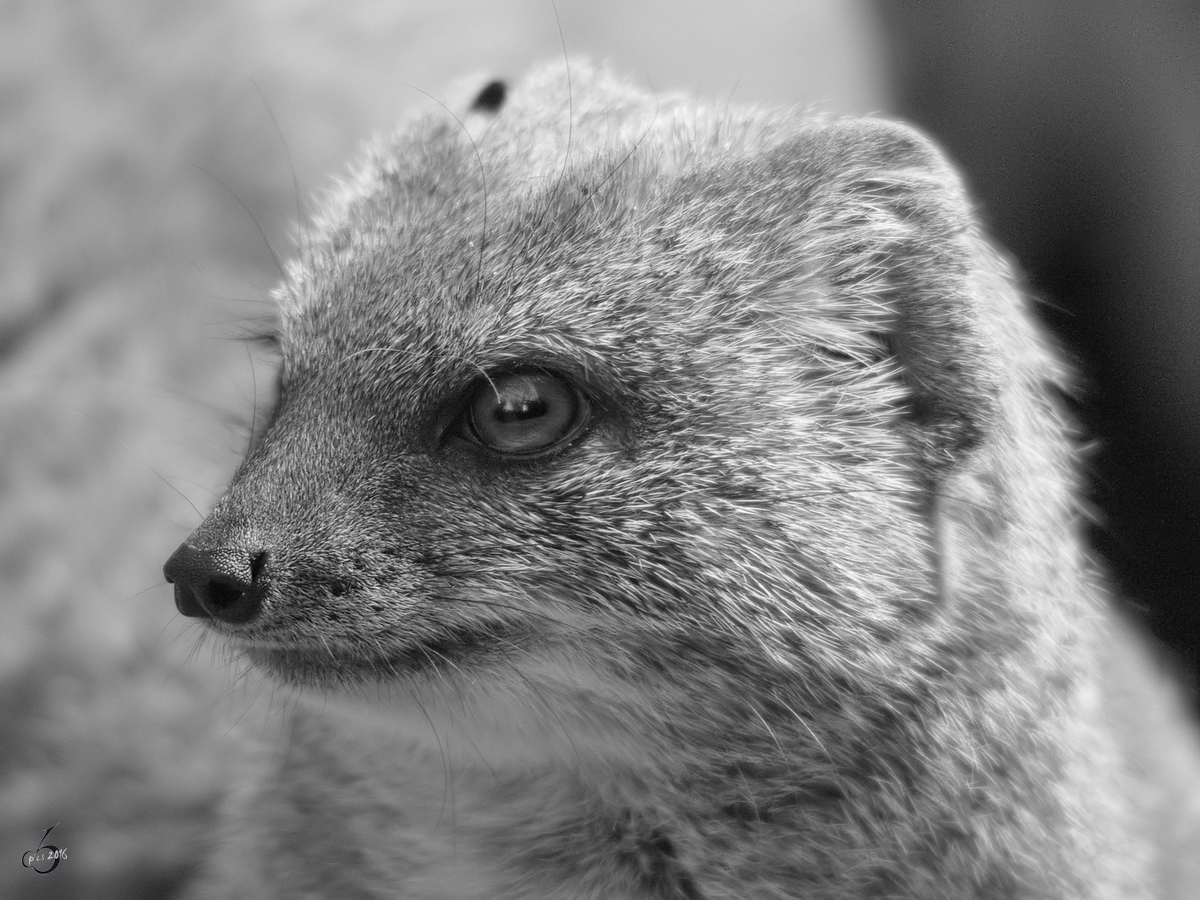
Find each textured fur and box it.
[169,61,1200,898]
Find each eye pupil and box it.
[466,371,586,455]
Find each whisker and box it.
[189,162,289,287]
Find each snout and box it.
[163,543,268,624]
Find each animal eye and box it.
[465,371,587,455]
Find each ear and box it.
[788,120,1030,606]
[796,119,1007,481]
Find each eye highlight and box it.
[464,370,588,456]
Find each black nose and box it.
[163,544,267,624]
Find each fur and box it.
[167,61,1200,898]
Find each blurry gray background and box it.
[1,2,1196,898]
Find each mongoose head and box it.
[164,62,1079,768]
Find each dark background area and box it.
[880,1,1200,696]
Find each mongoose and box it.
[164,61,1200,898]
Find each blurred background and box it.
[1,2,1196,897]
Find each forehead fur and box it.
[276,60,808,327]
[289,61,794,272]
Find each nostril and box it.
[250,550,268,582]
[164,543,267,625]
[205,575,250,610]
